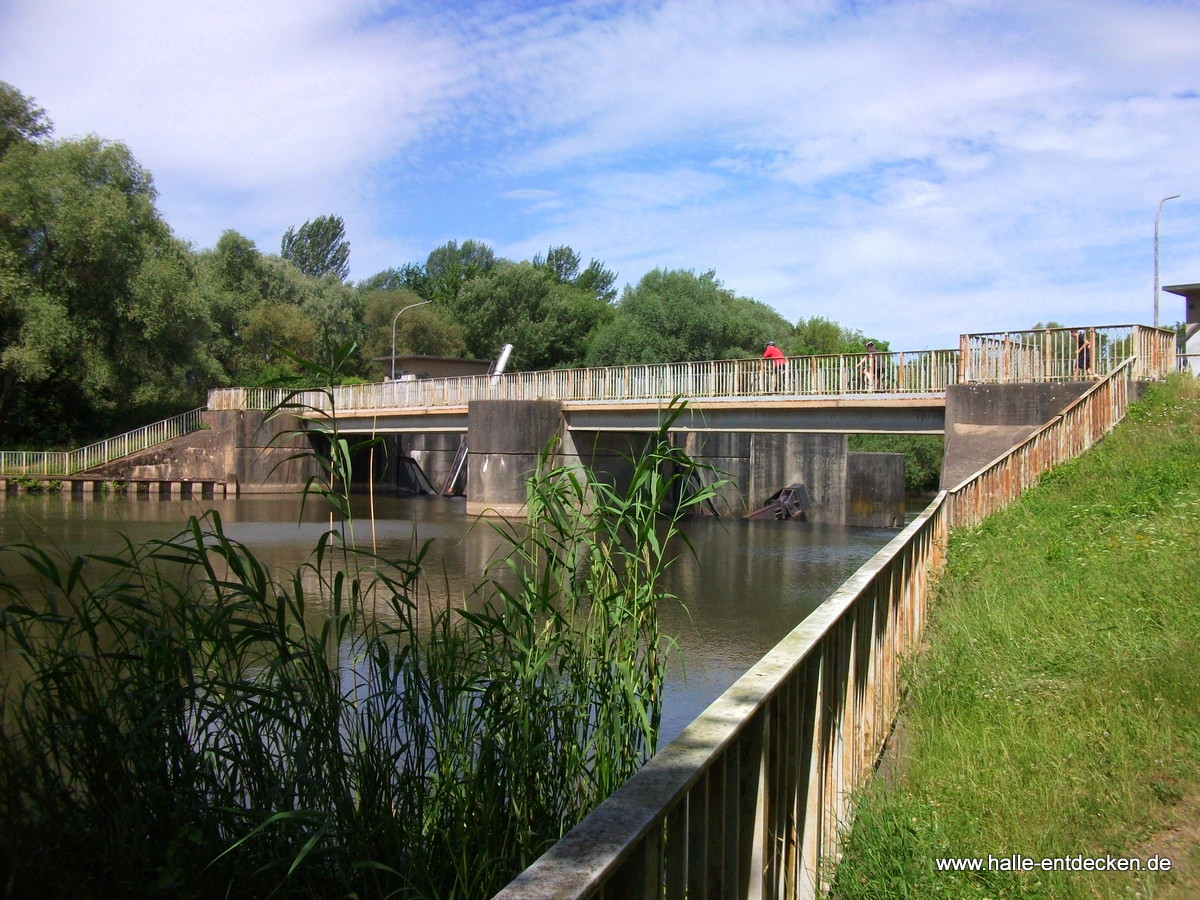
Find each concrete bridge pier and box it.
[465,400,565,517]
[463,400,905,526]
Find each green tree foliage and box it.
[0,81,51,156]
[360,288,466,378]
[357,263,426,296]
[454,261,612,369]
[0,111,215,442]
[791,315,885,356]
[196,231,364,386]
[586,269,790,366]
[423,239,496,304]
[533,244,618,304]
[280,213,350,280]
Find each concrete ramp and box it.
[941,382,1090,489]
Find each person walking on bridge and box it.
[762,341,786,392]
[1074,329,1094,378]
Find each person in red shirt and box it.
[762,341,785,391]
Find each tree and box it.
[0,81,52,157]
[791,316,885,356]
[455,261,611,370]
[533,244,618,304]
[280,214,350,280]
[357,263,427,296]
[586,269,785,366]
[360,289,466,378]
[425,239,496,305]
[0,132,214,440]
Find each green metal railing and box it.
[0,408,205,476]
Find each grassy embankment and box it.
[834,375,1200,900]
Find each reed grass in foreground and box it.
[0,417,717,899]
[833,376,1200,899]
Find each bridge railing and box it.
[0,408,206,477]
[959,324,1175,383]
[493,498,949,900]
[203,327,1166,416]
[491,361,1138,900]
[206,350,960,414]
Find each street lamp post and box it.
[388,300,432,376]
[1154,194,1180,328]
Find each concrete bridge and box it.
[199,325,1173,521]
[3,325,1177,526]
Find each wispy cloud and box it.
[2,0,1197,348]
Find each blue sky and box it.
[2,0,1198,350]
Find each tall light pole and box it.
[1154,194,1180,328]
[388,297,432,379]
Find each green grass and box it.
[834,375,1200,900]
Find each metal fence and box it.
[208,328,1168,418]
[491,360,1138,900]
[958,324,1175,383]
[208,350,961,415]
[0,408,205,476]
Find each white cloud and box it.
[2,0,1198,350]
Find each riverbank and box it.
[833,375,1200,899]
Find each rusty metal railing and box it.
[205,349,960,415]
[207,327,1168,418]
[492,498,949,900]
[490,361,1139,900]
[959,324,1175,384]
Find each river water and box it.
[0,491,903,744]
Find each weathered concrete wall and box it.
[846,452,906,527]
[466,400,564,517]
[86,410,319,493]
[941,382,1090,488]
[404,433,462,493]
[680,432,897,525]
[560,431,654,496]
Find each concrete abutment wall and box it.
[83,409,320,493]
[940,382,1091,489]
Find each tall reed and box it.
[0,345,719,898]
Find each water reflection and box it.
[0,492,896,745]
